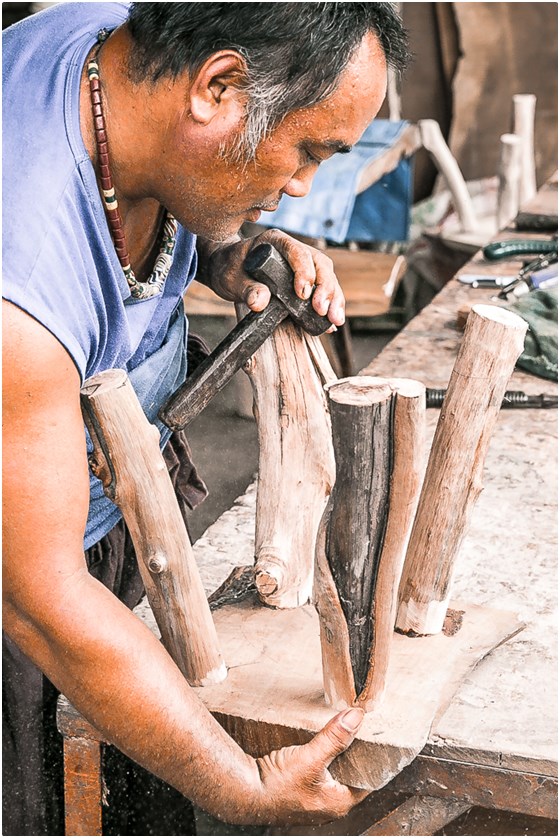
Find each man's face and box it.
[159,32,387,240]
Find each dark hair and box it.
[127,3,409,159]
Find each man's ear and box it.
[189,50,248,125]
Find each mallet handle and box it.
[160,243,331,430]
[160,300,287,430]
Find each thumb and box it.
[304,707,365,767]
[244,281,271,312]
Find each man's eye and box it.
[301,148,321,166]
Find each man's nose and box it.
[282,164,318,199]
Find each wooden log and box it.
[513,93,537,205]
[396,305,527,636]
[81,370,226,686]
[357,377,426,709]
[314,377,425,710]
[320,379,394,704]
[242,320,336,608]
[497,133,522,229]
[418,119,477,234]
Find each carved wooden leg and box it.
[513,93,537,205]
[396,305,527,635]
[243,323,336,608]
[418,118,477,234]
[497,133,522,229]
[81,371,226,686]
[314,376,426,710]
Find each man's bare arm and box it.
[2,300,365,826]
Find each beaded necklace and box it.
[87,29,177,300]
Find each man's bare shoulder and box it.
[3,300,81,405]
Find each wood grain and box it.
[314,377,426,710]
[358,378,426,709]
[396,305,527,635]
[81,369,226,686]
[396,755,558,821]
[193,598,524,792]
[329,380,394,696]
[63,737,103,836]
[360,794,471,836]
[323,249,407,316]
[242,320,336,607]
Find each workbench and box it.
[57,180,557,835]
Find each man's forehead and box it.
[275,32,386,150]
[303,36,387,144]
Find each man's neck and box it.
[80,25,172,279]
[80,25,162,216]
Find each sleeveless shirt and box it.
[3,3,198,547]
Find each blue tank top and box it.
[3,3,198,547]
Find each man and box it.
[3,3,408,834]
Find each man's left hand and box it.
[201,230,346,329]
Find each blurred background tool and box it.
[498,256,558,302]
[425,388,557,409]
[483,238,558,261]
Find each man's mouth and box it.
[244,202,280,223]
[251,199,281,213]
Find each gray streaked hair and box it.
[128,3,409,161]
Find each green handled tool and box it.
[483,239,558,261]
